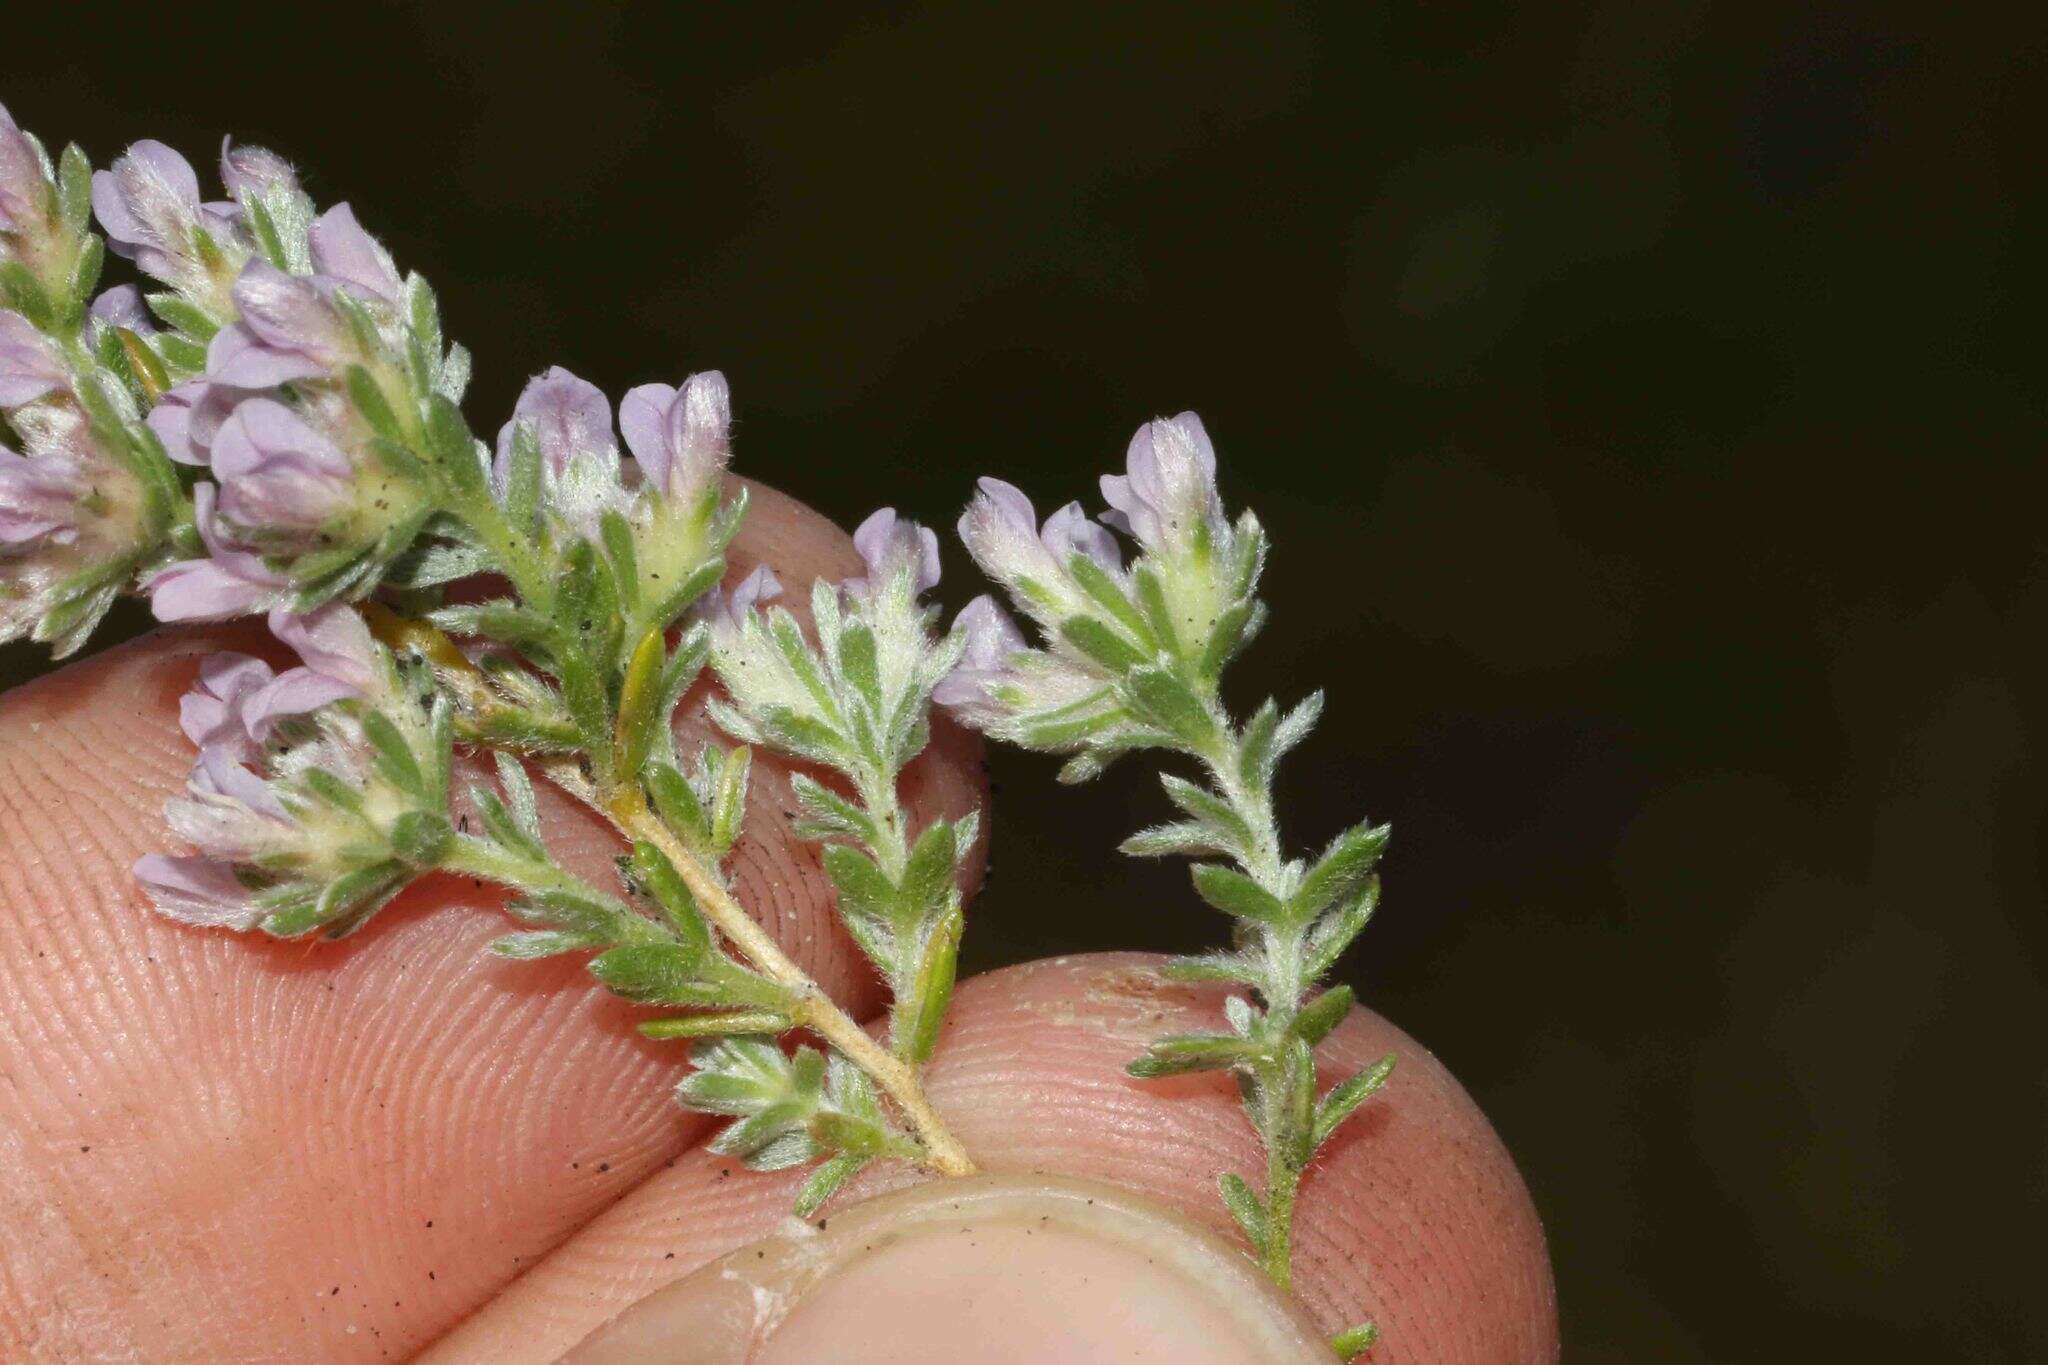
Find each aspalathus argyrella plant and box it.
[0,101,1398,1357]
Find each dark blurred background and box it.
[5,4,2043,1358]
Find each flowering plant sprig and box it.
[3,100,1399,1357]
[952,413,1395,1356]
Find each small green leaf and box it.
[1292,984,1354,1046]
[359,710,425,794]
[1122,663,1212,749]
[600,509,640,612]
[1127,1032,1262,1078]
[646,758,711,846]
[896,909,962,1065]
[489,930,592,959]
[794,1152,869,1217]
[1067,554,1157,646]
[627,841,712,957]
[1159,952,1265,985]
[388,809,452,868]
[1283,1036,1319,1163]
[897,820,959,931]
[1290,820,1390,921]
[1190,863,1290,926]
[1313,1054,1395,1148]
[346,365,404,444]
[1329,1323,1380,1359]
[494,752,543,839]
[1218,1172,1268,1255]
[423,392,484,495]
[710,746,751,855]
[822,845,894,927]
[56,143,92,234]
[789,773,880,844]
[262,863,406,938]
[614,628,667,780]
[144,291,221,341]
[65,234,103,312]
[1061,615,1149,673]
[503,422,543,530]
[837,622,883,712]
[1196,599,1258,680]
[638,1010,790,1040]
[589,942,709,1004]
[1304,879,1379,979]
[1130,565,1181,655]
[1119,820,1235,859]
[1159,775,1253,849]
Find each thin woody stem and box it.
[605,787,977,1178]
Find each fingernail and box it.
[561,1174,1330,1363]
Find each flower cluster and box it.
[948,412,1266,778]
[97,137,474,620]
[134,604,454,935]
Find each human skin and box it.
[0,479,1557,1362]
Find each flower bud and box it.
[0,101,50,239]
[847,507,940,600]
[1099,411,1226,558]
[620,370,731,511]
[92,140,244,310]
[493,366,633,540]
[932,594,1027,727]
[0,310,67,408]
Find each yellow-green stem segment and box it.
[605,787,977,1178]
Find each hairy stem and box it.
[605,786,976,1178]
[1262,1137,1301,1292]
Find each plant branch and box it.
[604,785,976,1178]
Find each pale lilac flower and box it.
[144,379,247,466]
[132,853,259,929]
[956,477,1121,623]
[0,101,48,235]
[494,366,630,536]
[219,139,299,202]
[1099,412,1226,555]
[161,739,297,865]
[933,594,1027,725]
[309,203,402,304]
[1,414,146,648]
[696,563,782,639]
[619,370,730,508]
[209,397,356,531]
[846,508,940,599]
[174,645,359,765]
[0,309,67,408]
[204,259,352,387]
[91,140,237,291]
[176,652,277,759]
[0,439,82,546]
[267,602,380,701]
[496,366,614,473]
[1041,501,1123,573]
[88,285,156,339]
[145,483,291,620]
